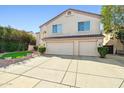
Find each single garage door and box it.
[79,41,98,56]
[46,42,73,55]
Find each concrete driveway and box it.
[0,55,124,88]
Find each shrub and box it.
[38,46,46,54]
[0,39,28,52]
[0,25,36,52]
[33,46,38,51]
[98,46,108,58]
[0,50,4,53]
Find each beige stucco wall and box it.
[36,33,40,46]
[103,33,124,54]
[38,10,103,56]
[28,45,34,51]
[114,39,124,50]
[40,10,101,38]
[36,31,46,46]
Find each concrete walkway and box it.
[0,55,124,88]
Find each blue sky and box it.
[0,5,102,33]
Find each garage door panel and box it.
[79,42,98,56]
[46,42,73,55]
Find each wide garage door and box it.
[46,42,73,55]
[79,41,98,56]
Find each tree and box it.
[101,5,113,33]
[101,5,124,45]
[0,26,4,39]
[101,6,124,33]
[116,27,124,44]
[0,25,36,52]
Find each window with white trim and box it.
[78,21,90,31]
[52,24,62,33]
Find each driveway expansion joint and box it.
[77,72,124,80]
[0,74,21,87]
[0,70,75,88]
[119,79,124,88]
[60,60,72,83]
[37,66,77,73]
[20,58,51,75]
[74,60,79,87]
[32,80,42,88]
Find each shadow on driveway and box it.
[42,54,124,68]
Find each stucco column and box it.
[96,38,103,47]
[73,40,79,56]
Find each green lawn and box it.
[0,51,32,59]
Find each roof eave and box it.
[39,8,101,28]
[42,34,104,40]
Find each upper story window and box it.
[78,21,90,31]
[52,24,62,33]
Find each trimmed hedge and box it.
[38,46,46,54]
[0,39,28,52]
[33,46,38,51]
[98,46,108,58]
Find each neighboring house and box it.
[27,31,36,37]
[103,33,124,54]
[36,32,41,46]
[27,31,36,51]
[38,9,104,56]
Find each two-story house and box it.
[39,9,104,56]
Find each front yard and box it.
[0,51,32,59]
[0,51,34,68]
